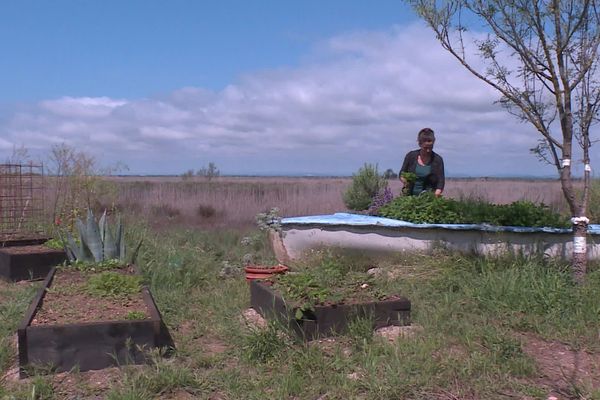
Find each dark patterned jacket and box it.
[399,149,445,194]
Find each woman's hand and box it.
[434,189,443,197]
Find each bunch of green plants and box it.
[400,171,417,195]
[342,163,387,211]
[378,192,569,227]
[86,271,143,298]
[483,200,569,227]
[379,192,463,224]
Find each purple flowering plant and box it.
[367,185,394,215]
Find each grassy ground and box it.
[1,225,600,399]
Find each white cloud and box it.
[0,23,589,176]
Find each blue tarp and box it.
[282,213,600,235]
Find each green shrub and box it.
[343,163,386,211]
[378,193,569,227]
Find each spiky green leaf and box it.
[129,238,143,265]
[98,210,107,244]
[75,218,94,261]
[85,209,103,262]
[103,223,118,260]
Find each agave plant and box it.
[63,209,141,264]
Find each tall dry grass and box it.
[92,176,571,229]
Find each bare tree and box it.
[196,162,220,181]
[408,0,600,283]
[5,144,31,164]
[47,143,126,228]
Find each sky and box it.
[0,1,596,177]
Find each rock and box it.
[241,308,267,329]
[346,372,363,380]
[375,324,424,342]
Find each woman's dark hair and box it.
[417,128,435,143]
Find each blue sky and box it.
[0,1,595,177]
[1,1,413,100]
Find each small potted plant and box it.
[243,208,288,282]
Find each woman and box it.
[399,128,445,196]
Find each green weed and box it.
[125,311,147,320]
[106,354,206,399]
[86,272,143,298]
[241,322,290,364]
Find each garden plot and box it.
[17,265,172,376]
[0,241,66,282]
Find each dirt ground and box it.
[520,333,600,398]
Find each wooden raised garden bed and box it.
[17,266,172,376]
[0,233,50,247]
[250,280,411,340]
[0,243,66,282]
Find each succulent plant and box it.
[62,209,142,264]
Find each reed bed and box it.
[96,176,570,229]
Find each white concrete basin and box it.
[277,213,600,261]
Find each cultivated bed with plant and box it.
[271,254,398,320]
[34,209,147,324]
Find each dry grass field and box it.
[103,176,571,229]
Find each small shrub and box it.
[383,168,396,179]
[343,163,386,211]
[181,169,195,180]
[196,204,216,218]
[151,204,181,219]
[256,207,282,232]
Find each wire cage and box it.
[0,163,45,237]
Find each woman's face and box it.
[419,138,435,153]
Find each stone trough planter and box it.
[277,213,600,261]
[0,241,66,282]
[250,280,411,340]
[17,267,172,376]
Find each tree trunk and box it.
[572,221,588,285]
